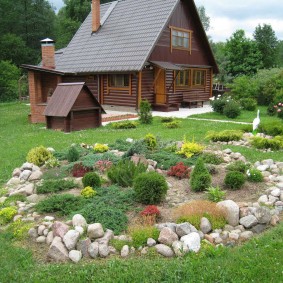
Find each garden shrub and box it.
[258,122,283,136]
[205,186,226,202]
[139,100,153,124]
[161,117,174,123]
[44,157,60,168]
[226,160,250,173]
[247,169,263,182]
[111,121,138,129]
[251,136,283,150]
[133,171,168,204]
[174,200,227,230]
[206,130,243,142]
[82,172,101,188]
[211,97,227,114]
[109,139,132,151]
[129,225,159,248]
[35,194,86,216]
[177,139,205,158]
[190,158,211,192]
[67,146,80,162]
[144,133,157,150]
[167,162,191,179]
[6,219,33,240]
[94,160,113,173]
[0,206,17,224]
[26,146,53,166]
[93,143,109,153]
[224,171,245,190]
[164,121,181,129]
[223,100,241,118]
[72,162,92,177]
[107,160,147,187]
[81,186,97,198]
[140,205,160,218]
[202,152,224,165]
[123,139,148,158]
[36,179,77,194]
[239,98,257,111]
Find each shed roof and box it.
[44,83,106,117]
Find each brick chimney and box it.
[40,38,55,69]
[92,0,100,32]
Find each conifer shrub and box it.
[205,186,226,202]
[123,139,148,158]
[107,160,147,187]
[224,171,245,190]
[177,139,205,158]
[144,133,157,150]
[226,160,250,173]
[111,121,138,129]
[133,171,168,204]
[26,146,53,166]
[247,169,264,182]
[251,136,283,150]
[167,162,191,179]
[258,122,283,136]
[190,158,211,192]
[82,172,101,188]
[164,121,181,129]
[206,130,243,142]
[139,100,153,124]
[67,146,80,162]
[161,117,174,123]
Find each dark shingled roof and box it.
[44,83,105,117]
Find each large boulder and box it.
[175,222,197,237]
[217,200,239,226]
[47,237,69,262]
[72,214,87,229]
[52,221,70,239]
[254,207,272,224]
[98,244,109,258]
[88,242,99,258]
[69,250,82,263]
[77,238,92,258]
[95,229,114,245]
[158,227,179,245]
[155,244,175,257]
[200,217,212,234]
[240,215,258,228]
[87,223,104,240]
[121,245,130,258]
[63,230,80,250]
[180,232,201,253]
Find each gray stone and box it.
[180,232,201,253]
[240,231,254,240]
[69,250,82,263]
[155,223,176,232]
[270,215,280,226]
[155,244,175,257]
[217,200,239,226]
[229,233,239,241]
[262,159,274,166]
[223,225,234,232]
[13,215,23,222]
[12,168,22,177]
[95,229,114,245]
[63,230,80,250]
[36,236,46,243]
[214,237,223,244]
[88,242,99,258]
[141,247,148,255]
[240,215,258,228]
[172,241,184,256]
[258,195,268,204]
[109,246,118,255]
[252,224,267,234]
[52,221,69,239]
[147,238,156,247]
[19,170,32,181]
[198,231,204,240]
[175,222,197,237]
[77,238,91,258]
[158,227,179,245]
[21,162,33,170]
[44,216,55,222]
[257,165,269,172]
[47,237,69,262]
[29,170,43,181]
[37,225,46,236]
[0,196,7,203]
[223,149,232,154]
[75,226,84,236]
[72,214,87,229]
[254,207,272,224]
[87,223,104,240]
[6,177,21,186]
[16,183,34,196]
[98,244,109,258]
[28,228,38,239]
[280,192,283,202]
[26,194,43,203]
[200,217,212,234]
[46,231,54,245]
[276,183,283,189]
[268,195,278,204]
[121,245,130,257]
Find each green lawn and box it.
[0,102,282,185]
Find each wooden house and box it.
[22,0,218,124]
[44,82,106,132]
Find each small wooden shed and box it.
[44,82,106,132]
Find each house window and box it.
[192,70,206,87]
[176,70,190,87]
[108,74,130,88]
[170,27,192,53]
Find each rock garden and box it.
[0,124,282,263]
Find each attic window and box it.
[170,27,192,54]
[108,74,130,88]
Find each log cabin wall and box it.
[141,68,155,104]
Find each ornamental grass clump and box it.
[26,146,53,166]
[174,200,227,230]
[190,158,211,192]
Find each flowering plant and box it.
[94,160,113,173]
[274,102,283,119]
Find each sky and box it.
[49,0,283,42]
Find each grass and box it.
[0,223,282,282]
[1,103,283,185]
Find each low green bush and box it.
[129,225,159,248]
[224,171,245,190]
[123,139,148,158]
[190,158,211,192]
[80,152,121,168]
[202,152,224,165]
[81,186,97,198]
[226,160,250,173]
[258,122,283,136]
[0,195,26,208]
[36,179,76,194]
[239,98,257,111]
[205,186,226,202]
[164,121,181,129]
[133,172,168,204]
[112,121,138,129]
[6,219,33,240]
[42,167,69,180]
[35,194,86,216]
[206,130,243,142]
[0,206,17,224]
[251,136,283,150]
[67,146,80,162]
[109,139,131,151]
[107,160,147,187]
[176,139,205,158]
[26,146,53,166]
[93,143,109,153]
[109,239,132,252]
[161,117,174,123]
[144,133,157,150]
[247,168,264,182]
[223,100,241,118]
[82,172,101,188]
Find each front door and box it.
[155,68,166,104]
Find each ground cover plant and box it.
[36,179,77,194]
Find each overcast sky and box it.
[49,0,283,42]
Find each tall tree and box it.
[276,40,283,67]
[197,6,210,32]
[225,30,262,77]
[253,24,279,69]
